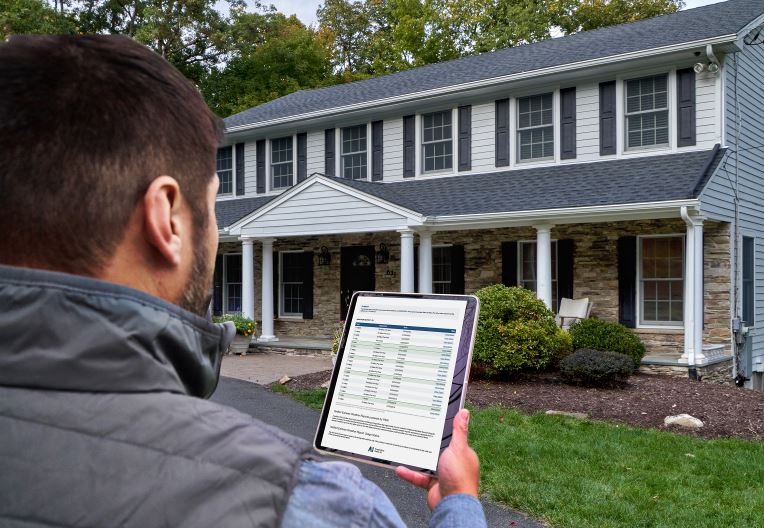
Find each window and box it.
[518,241,558,309]
[517,93,553,161]
[743,236,755,325]
[342,125,367,180]
[433,247,452,294]
[422,111,453,172]
[281,252,304,316]
[625,74,669,149]
[224,254,242,313]
[639,236,683,325]
[271,137,293,189]
[217,146,233,195]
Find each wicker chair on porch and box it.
[556,297,592,330]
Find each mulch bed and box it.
[282,369,764,441]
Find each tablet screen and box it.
[314,292,478,474]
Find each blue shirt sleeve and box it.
[281,460,487,528]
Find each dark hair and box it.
[0,35,222,275]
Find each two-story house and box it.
[212,0,764,389]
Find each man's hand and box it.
[395,409,480,511]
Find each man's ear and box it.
[143,176,184,267]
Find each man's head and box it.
[0,35,223,315]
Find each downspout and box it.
[680,206,698,380]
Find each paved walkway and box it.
[220,352,332,385]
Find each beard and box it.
[179,219,215,317]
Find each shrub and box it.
[213,314,257,337]
[473,285,572,377]
[568,318,645,368]
[560,348,634,386]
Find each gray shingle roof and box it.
[224,0,761,129]
[215,196,274,229]
[331,148,725,216]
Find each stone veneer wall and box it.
[218,219,732,354]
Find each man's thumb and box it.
[450,409,470,448]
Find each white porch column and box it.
[399,229,415,293]
[418,231,433,294]
[258,238,278,342]
[681,225,695,364]
[692,219,705,363]
[240,238,255,320]
[535,225,553,310]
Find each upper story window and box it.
[639,236,683,326]
[216,146,233,195]
[626,74,669,149]
[422,110,452,172]
[342,125,367,180]
[517,93,553,162]
[271,136,293,189]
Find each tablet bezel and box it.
[313,291,480,476]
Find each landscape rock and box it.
[320,379,331,389]
[278,375,292,385]
[664,414,704,429]
[545,410,588,420]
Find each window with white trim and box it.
[216,146,233,195]
[422,110,453,172]
[433,246,452,294]
[342,125,367,180]
[625,74,669,149]
[517,93,553,161]
[271,136,293,189]
[518,241,558,310]
[224,253,242,313]
[639,236,683,325]
[281,252,304,316]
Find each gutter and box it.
[226,35,736,134]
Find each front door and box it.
[340,245,376,320]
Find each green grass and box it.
[271,386,764,527]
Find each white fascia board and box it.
[226,36,736,134]
[226,175,425,235]
[239,224,417,239]
[426,200,701,230]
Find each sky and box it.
[266,0,724,29]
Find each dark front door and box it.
[340,245,376,320]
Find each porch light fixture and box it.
[318,246,331,266]
[375,243,390,264]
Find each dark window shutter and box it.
[414,246,419,292]
[677,68,696,147]
[403,114,415,178]
[213,254,223,316]
[324,128,335,177]
[302,251,314,319]
[617,236,637,328]
[458,105,472,171]
[256,139,266,194]
[495,98,510,167]
[235,142,245,195]
[372,120,383,181]
[451,245,465,294]
[501,242,518,286]
[273,252,279,317]
[599,81,617,156]
[557,239,575,306]
[560,88,577,160]
[297,133,307,182]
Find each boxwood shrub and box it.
[473,285,572,377]
[568,318,645,368]
[560,348,634,386]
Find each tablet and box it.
[314,291,480,476]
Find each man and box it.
[0,36,487,527]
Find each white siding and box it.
[576,82,600,161]
[239,182,409,237]
[471,102,495,173]
[306,130,324,176]
[695,71,720,146]
[244,141,258,197]
[383,117,403,181]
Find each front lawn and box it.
[271,384,764,527]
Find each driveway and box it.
[212,376,544,528]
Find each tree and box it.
[0,0,74,38]
[556,0,684,34]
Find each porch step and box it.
[250,337,333,357]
